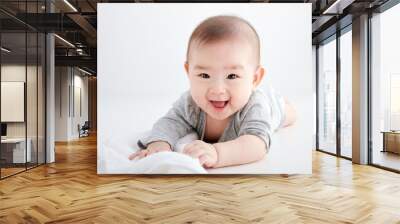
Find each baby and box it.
[128,15,296,168]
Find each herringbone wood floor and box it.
[1,134,400,223]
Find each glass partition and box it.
[339,28,352,158]
[26,0,43,169]
[317,36,337,155]
[38,32,45,165]
[0,1,46,179]
[1,31,28,177]
[27,30,38,169]
[371,3,400,172]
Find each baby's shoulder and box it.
[237,88,280,119]
[249,89,268,102]
[243,89,270,110]
[248,88,282,107]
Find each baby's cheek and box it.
[190,90,207,109]
[192,93,203,106]
[231,92,251,110]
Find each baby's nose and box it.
[209,83,227,95]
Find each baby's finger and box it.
[187,147,205,159]
[184,140,202,151]
[147,148,162,156]
[183,144,194,154]
[202,155,214,168]
[139,150,149,159]
[128,151,141,160]
[198,154,208,166]
[199,155,214,168]
[135,150,148,160]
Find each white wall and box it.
[312,45,316,150]
[1,65,42,138]
[55,66,69,141]
[55,67,89,141]
[1,64,46,163]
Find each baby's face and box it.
[185,38,264,121]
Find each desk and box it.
[1,138,31,163]
[382,131,400,154]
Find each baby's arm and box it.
[183,135,266,168]
[129,91,196,160]
[128,141,171,160]
[212,135,266,168]
[185,89,273,167]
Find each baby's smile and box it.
[209,99,229,111]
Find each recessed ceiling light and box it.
[323,0,354,15]
[63,0,78,12]
[1,47,11,53]
[54,34,75,48]
[78,67,93,76]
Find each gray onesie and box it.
[138,88,286,152]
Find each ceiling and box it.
[0,0,392,75]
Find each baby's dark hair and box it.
[186,15,261,65]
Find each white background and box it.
[98,3,313,174]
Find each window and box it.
[318,37,337,155]
[371,2,400,171]
[340,28,352,158]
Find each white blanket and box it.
[101,132,207,174]
[98,125,311,174]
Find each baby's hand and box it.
[128,141,171,160]
[183,140,218,168]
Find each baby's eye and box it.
[198,73,210,79]
[227,74,239,79]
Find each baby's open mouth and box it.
[210,100,229,109]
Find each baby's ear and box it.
[184,62,189,75]
[252,66,265,89]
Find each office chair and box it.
[79,121,90,138]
